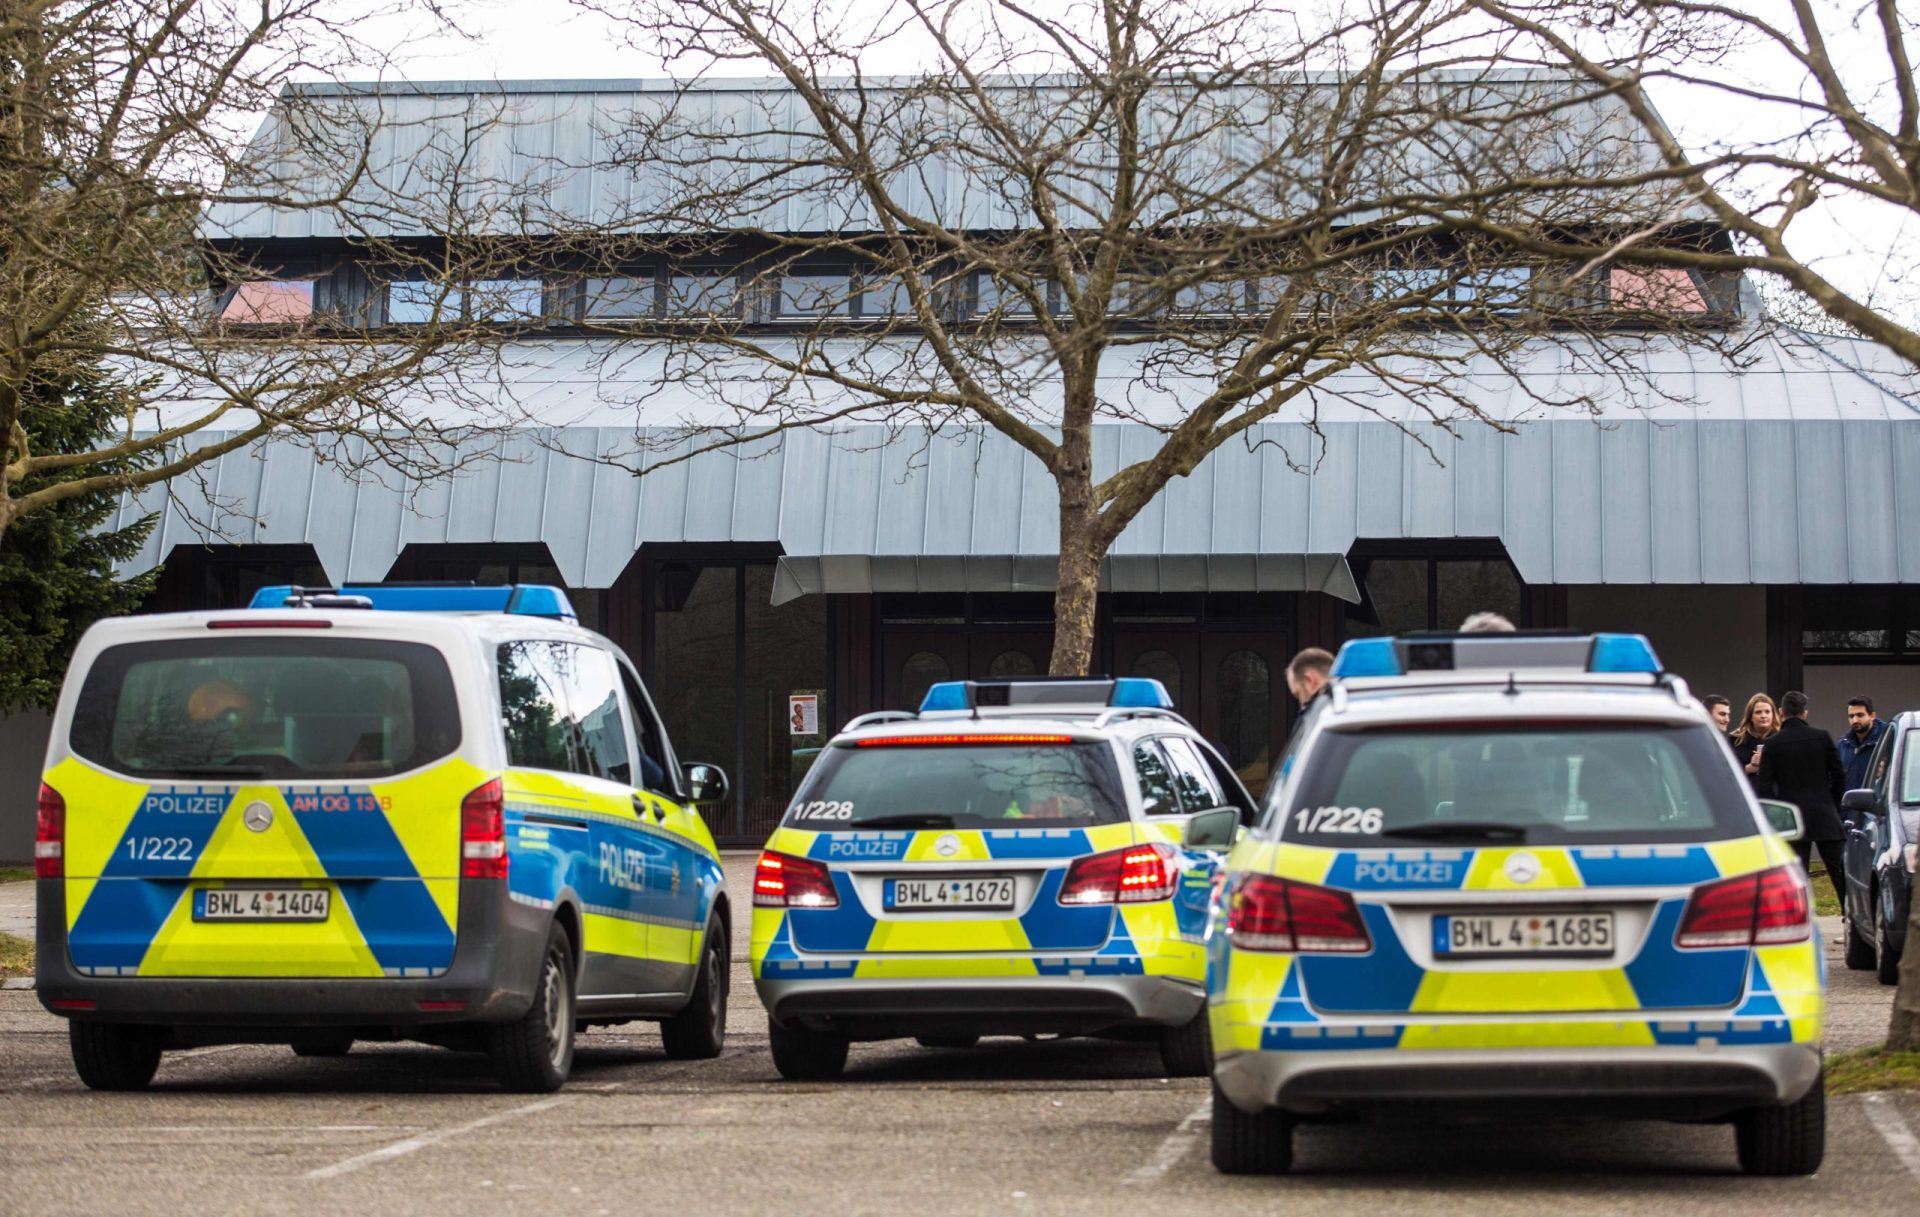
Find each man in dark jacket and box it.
[1758,690,1848,895]
[1838,696,1888,794]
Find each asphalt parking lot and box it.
[3,866,1917,1216]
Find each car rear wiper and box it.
[1378,821,1529,841]
[166,764,268,778]
[854,814,957,829]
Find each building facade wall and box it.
[1565,585,1769,709]
[0,711,52,864]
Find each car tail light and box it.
[35,783,64,879]
[754,851,840,908]
[1225,874,1372,953]
[1675,865,1810,949]
[206,618,333,629]
[1058,843,1178,905]
[854,733,1075,748]
[460,779,507,880]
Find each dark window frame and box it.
[1802,585,1920,664]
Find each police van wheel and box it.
[1844,919,1877,970]
[1210,1080,1293,1175]
[69,1022,162,1092]
[1157,1007,1213,1077]
[768,1022,849,1081]
[1735,1069,1826,1176]
[292,1036,354,1058]
[489,924,576,1093]
[661,922,728,1060]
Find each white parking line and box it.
[1122,1098,1211,1185]
[305,1096,571,1180]
[1861,1092,1920,1180]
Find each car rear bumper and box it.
[756,972,1205,1040]
[34,878,549,1029]
[1214,1041,1823,1120]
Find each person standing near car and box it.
[1838,696,1887,795]
[1730,693,1778,793]
[1285,648,1334,709]
[1701,694,1732,736]
[1758,691,1848,893]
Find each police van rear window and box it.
[787,740,1127,830]
[1277,723,1750,847]
[70,637,460,780]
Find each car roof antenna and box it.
[1504,671,1520,697]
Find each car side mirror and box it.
[1841,788,1884,817]
[684,763,729,805]
[1184,806,1239,850]
[1759,798,1805,842]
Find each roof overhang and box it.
[769,553,1359,605]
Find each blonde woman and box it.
[1730,694,1777,793]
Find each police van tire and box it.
[660,922,728,1060]
[1876,918,1901,986]
[292,1037,354,1058]
[69,1022,162,1092]
[1844,919,1876,970]
[489,923,576,1093]
[1210,1080,1294,1175]
[1734,1069,1825,1176]
[1157,1007,1213,1077]
[769,1022,849,1081]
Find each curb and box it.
[2,977,34,990]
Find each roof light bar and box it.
[917,676,1173,714]
[246,583,578,622]
[1329,632,1662,678]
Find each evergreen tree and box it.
[0,342,158,713]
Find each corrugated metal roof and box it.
[203,73,1676,240]
[112,328,1920,593]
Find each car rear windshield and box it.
[1279,723,1751,846]
[70,637,460,781]
[787,740,1128,830]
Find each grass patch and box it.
[1807,859,1842,917]
[0,867,32,884]
[0,931,31,979]
[1827,1044,1920,1094]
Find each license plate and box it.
[884,876,1015,911]
[194,888,331,922]
[1433,911,1614,958]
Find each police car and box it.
[33,584,731,1093]
[1207,632,1825,1177]
[751,677,1256,1080]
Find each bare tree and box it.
[1462,0,1920,366]
[569,0,1734,674]
[0,0,549,545]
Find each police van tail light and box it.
[460,779,508,880]
[1675,865,1810,949]
[1058,843,1177,905]
[35,783,64,879]
[1226,874,1372,953]
[754,851,839,909]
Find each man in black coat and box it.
[1757,690,1848,896]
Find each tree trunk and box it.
[1890,868,1920,1051]
[1050,517,1102,676]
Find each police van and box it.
[1208,632,1825,1177]
[33,585,731,1093]
[751,677,1257,1080]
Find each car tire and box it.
[69,1022,162,1092]
[291,1036,354,1058]
[1157,1006,1213,1077]
[488,922,576,1093]
[914,1035,979,1049]
[768,1022,849,1081]
[1210,1079,1293,1175]
[660,921,728,1060]
[1844,918,1876,970]
[1735,1069,1825,1176]
[1876,915,1902,986]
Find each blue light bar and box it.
[920,682,971,712]
[245,583,578,623]
[915,677,1175,714]
[1331,637,1402,678]
[1108,677,1174,709]
[1587,633,1661,673]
